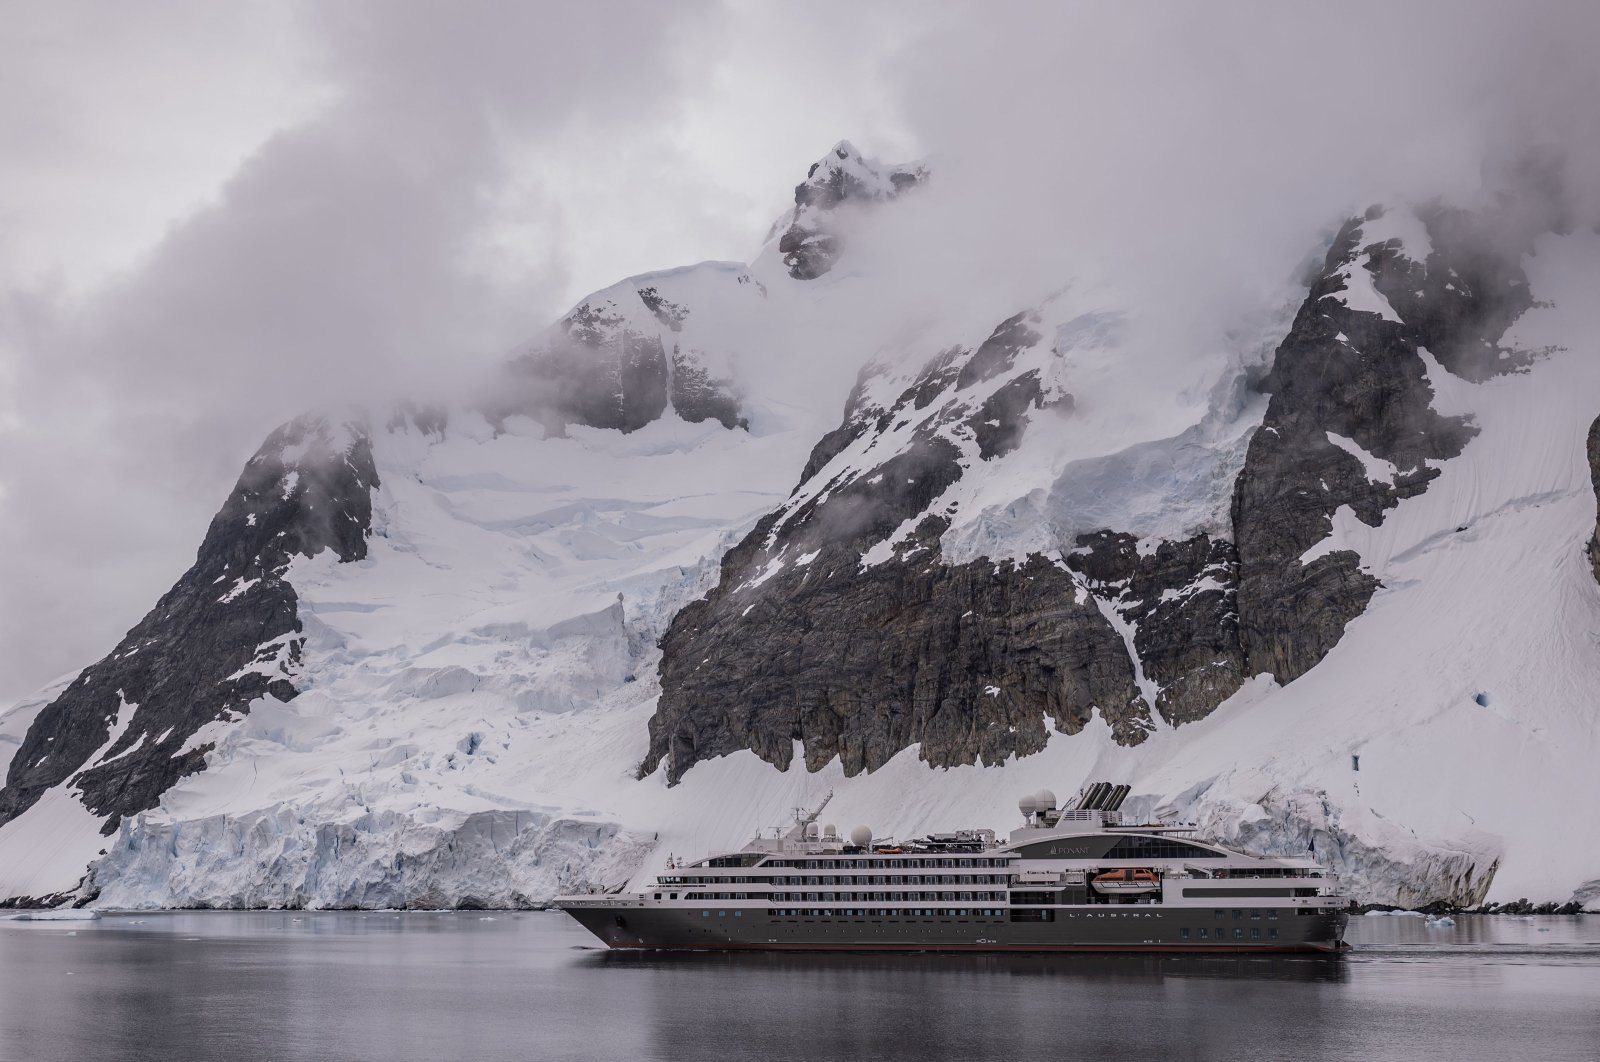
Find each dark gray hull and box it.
[558,902,1348,954]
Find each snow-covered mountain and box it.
[3,143,1598,913]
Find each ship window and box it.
[1198,928,1208,939]
[1214,910,1224,919]
[1250,928,1260,939]
[653,893,660,900]
[1234,928,1243,939]
[1233,910,1243,919]
[718,911,726,917]
[1251,909,1260,919]
[1181,928,1190,940]
[1269,928,1279,940]
[735,912,742,918]
[1100,836,1225,860]
[671,894,678,900]
[1268,910,1278,919]
[702,912,709,918]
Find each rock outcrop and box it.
[1233,205,1533,681]
[644,309,1154,783]
[1065,531,1245,726]
[1588,415,1600,585]
[776,141,926,280]
[501,273,748,432]
[0,414,378,834]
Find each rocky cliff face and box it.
[1233,205,1536,681]
[0,415,378,837]
[1588,414,1600,585]
[644,306,1148,782]
[775,140,926,280]
[646,202,1544,783]
[501,269,754,433]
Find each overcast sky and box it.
[3,0,1597,705]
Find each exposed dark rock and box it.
[1067,533,1246,726]
[1233,206,1532,682]
[1587,415,1600,586]
[645,310,1155,783]
[507,301,671,433]
[646,530,1151,784]
[0,414,378,834]
[637,286,688,331]
[797,372,874,486]
[501,287,743,433]
[1371,205,1538,382]
[957,312,1041,389]
[778,141,926,280]
[670,351,746,431]
[973,372,1045,461]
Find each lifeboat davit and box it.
[1091,868,1160,895]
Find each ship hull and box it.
[557,901,1348,954]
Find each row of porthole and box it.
[1182,927,1279,940]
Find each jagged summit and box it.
[773,140,927,280]
[498,261,766,434]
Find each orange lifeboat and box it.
[1091,867,1160,895]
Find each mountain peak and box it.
[776,140,927,280]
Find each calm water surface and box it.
[1,911,1596,1061]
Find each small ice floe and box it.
[11,909,100,922]
[1363,910,1391,917]
[478,916,498,922]
[1425,916,1456,928]
[1394,910,1426,918]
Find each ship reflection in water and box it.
[588,944,1354,982]
[1,911,1596,1062]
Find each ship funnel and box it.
[849,825,872,847]
[1081,782,1112,810]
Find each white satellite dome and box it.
[1036,788,1057,811]
[1019,794,1042,816]
[849,825,873,847]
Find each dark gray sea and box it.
[1,910,1596,1061]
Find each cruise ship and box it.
[556,782,1350,953]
